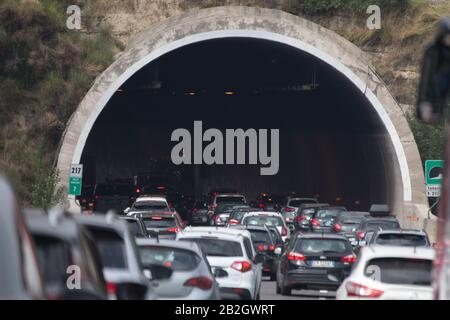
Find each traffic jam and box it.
[0,176,436,300]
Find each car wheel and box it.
[280,284,291,296]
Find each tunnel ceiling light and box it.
[224,91,235,95]
[185,92,196,96]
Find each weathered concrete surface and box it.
[57,6,431,238]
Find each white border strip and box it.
[70,30,412,202]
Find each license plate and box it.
[311,260,335,268]
[359,240,366,246]
[325,221,333,227]
[351,240,358,246]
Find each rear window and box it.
[142,216,176,229]
[249,230,272,244]
[34,235,72,285]
[132,201,168,211]
[243,215,283,227]
[216,196,245,204]
[294,238,350,254]
[316,209,341,219]
[339,215,365,224]
[288,199,317,207]
[125,220,147,238]
[138,246,201,271]
[181,238,243,257]
[375,234,428,247]
[364,258,432,285]
[87,227,127,269]
[367,220,400,230]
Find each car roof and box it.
[374,229,427,235]
[72,213,129,234]
[179,226,251,239]
[359,245,435,260]
[135,238,202,254]
[243,211,281,217]
[363,216,399,222]
[136,196,167,202]
[24,209,79,239]
[215,193,245,197]
[296,232,349,241]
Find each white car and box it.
[336,245,435,300]
[177,226,263,300]
[241,211,290,242]
[125,196,170,216]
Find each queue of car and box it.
[0,175,437,300]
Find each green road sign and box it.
[425,160,444,185]
[69,164,83,196]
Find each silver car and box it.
[136,238,221,300]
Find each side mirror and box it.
[146,264,173,281]
[124,207,130,214]
[274,247,282,256]
[254,253,265,264]
[213,268,228,278]
[115,282,148,300]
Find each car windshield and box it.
[249,230,272,244]
[243,215,283,227]
[181,238,243,257]
[288,199,316,207]
[87,227,127,269]
[139,246,200,271]
[364,258,432,285]
[366,220,400,230]
[375,234,428,247]
[125,220,147,238]
[142,217,176,229]
[295,238,349,254]
[132,201,168,211]
[216,196,245,204]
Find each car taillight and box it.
[228,219,239,225]
[259,203,265,208]
[285,207,295,212]
[106,282,117,296]
[287,252,306,261]
[281,227,287,236]
[135,188,141,194]
[341,254,357,263]
[269,245,275,251]
[311,218,320,226]
[357,231,365,239]
[183,277,213,290]
[214,215,221,221]
[258,245,266,251]
[167,227,181,233]
[231,261,252,272]
[346,281,384,298]
[333,223,342,232]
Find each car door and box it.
[243,237,262,298]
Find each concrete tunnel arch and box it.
[57,6,428,228]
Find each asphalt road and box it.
[260,278,336,300]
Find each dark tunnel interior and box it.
[81,37,396,210]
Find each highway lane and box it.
[260,279,336,300]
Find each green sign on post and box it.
[425,160,444,185]
[69,164,83,196]
[425,160,444,197]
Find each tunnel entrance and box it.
[81,37,393,211]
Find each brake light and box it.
[214,215,221,222]
[285,207,295,212]
[296,214,306,222]
[288,252,306,261]
[167,227,181,233]
[341,254,357,263]
[269,245,275,251]
[157,186,166,190]
[333,223,342,232]
[346,281,384,298]
[183,277,213,290]
[106,282,117,295]
[228,219,239,225]
[231,261,252,272]
[135,188,141,193]
[258,245,266,251]
[311,218,320,226]
[151,216,163,220]
[259,203,265,208]
[357,231,365,239]
[281,227,287,236]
